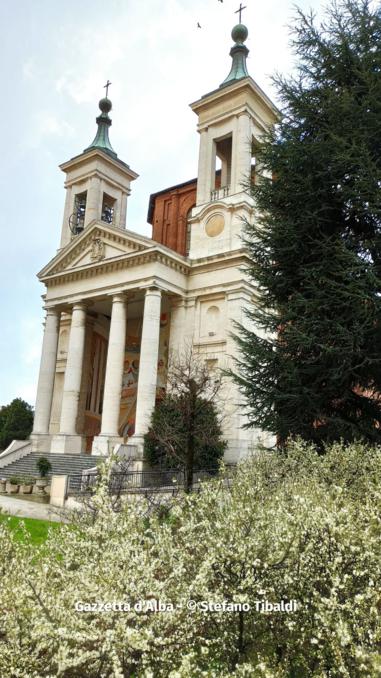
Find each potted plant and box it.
[0,478,6,493]
[35,457,52,494]
[6,476,20,494]
[19,476,34,495]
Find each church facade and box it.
[30,21,278,464]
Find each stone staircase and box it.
[0,453,104,480]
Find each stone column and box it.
[196,129,208,205]
[99,295,127,436]
[84,176,102,227]
[134,287,162,438]
[119,191,128,229]
[196,129,216,205]
[221,156,229,188]
[92,294,128,456]
[51,302,87,454]
[60,303,87,433]
[234,113,252,194]
[60,186,73,248]
[31,308,60,451]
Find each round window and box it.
[205,214,225,238]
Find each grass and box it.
[0,514,61,545]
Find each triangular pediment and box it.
[39,222,153,278]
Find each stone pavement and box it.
[0,495,65,522]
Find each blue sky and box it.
[0,0,323,407]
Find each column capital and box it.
[44,307,60,318]
[144,286,162,297]
[237,110,251,119]
[185,296,197,309]
[110,293,128,304]
[168,294,185,309]
[71,301,88,312]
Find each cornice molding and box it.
[40,247,190,287]
[60,147,139,181]
[190,76,280,121]
[64,168,133,193]
[39,221,190,283]
[189,248,251,272]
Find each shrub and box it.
[36,457,52,478]
[144,395,226,472]
[0,441,380,676]
[18,476,35,486]
[144,346,226,491]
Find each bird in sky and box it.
[197,22,202,28]
[218,0,223,3]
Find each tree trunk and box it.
[185,431,195,493]
[184,385,196,493]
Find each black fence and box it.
[67,465,236,497]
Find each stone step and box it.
[0,453,105,479]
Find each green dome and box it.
[84,96,117,159]
[99,97,112,114]
[232,23,248,44]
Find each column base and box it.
[50,434,85,455]
[30,433,53,454]
[126,435,145,462]
[92,435,124,457]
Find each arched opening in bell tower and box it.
[211,134,233,201]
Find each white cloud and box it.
[24,112,75,149]
[1,0,325,404]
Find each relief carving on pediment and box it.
[90,237,106,262]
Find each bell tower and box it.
[188,19,278,258]
[59,91,138,249]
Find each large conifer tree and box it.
[233,0,381,448]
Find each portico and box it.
[32,220,189,457]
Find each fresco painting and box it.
[119,313,169,438]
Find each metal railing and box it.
[67,471,98,495]
[210,185,230,201]
[67,465,236,497]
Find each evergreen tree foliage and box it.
[233,0,381,448]
[144,394,226,473]
[144,347,226,490]
[0,399,34,450]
